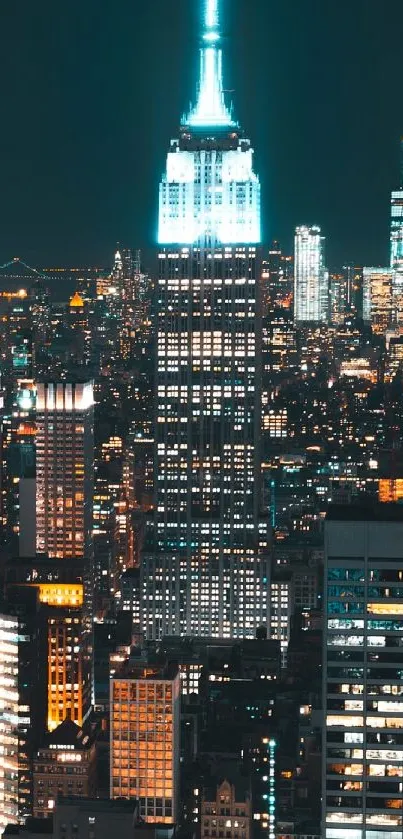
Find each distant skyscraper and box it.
[261,241,293,312]
[390,139,403,270]
[294,225,328,324]
[363,267,393,334]
[142,0,269,638]
[390,140,403,326]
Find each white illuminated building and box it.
[158,0,260,247]
[142,0,269,638]
[294,225,328,324]
[390,146,403,325]
[0,614,32,830]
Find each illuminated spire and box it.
[184,0,236,129]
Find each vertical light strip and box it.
[205,0,218,29]
[262,738,276,839]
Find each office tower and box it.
[35,381,94,722]
[4,380,36,552]
[329,273,348,325]
[294,226,328,324]
[29,277,50,347]
[0,589,47,831]
[46,587,86,730]
[385,335,403,382]
[0,375,5,535]
[261,242,293,312]
[143,0,269,638]
[343,265,363,319]
[6,298,33,380]
[110,659,180,823]
[36,380,94,562]
[262,310,297,379]
[362,268,393,334]
[323,504,403,839]
[68,293,90,365]
[93,476,118,616]
[390,138,403,271]
[4,558,92,731]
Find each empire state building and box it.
[142,0,269,638]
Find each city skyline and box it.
[3,1,403,835]
[1,0,403,266]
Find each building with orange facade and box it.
[110,658,180,824]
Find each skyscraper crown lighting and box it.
[184,0,236,129]
[158,0,261,245]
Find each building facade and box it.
[201,774,252,839]
[35,380,94,562]
[0,610,37,830]
[142,0,269,639]
[323,505,403,839]
[294,226,328,324]
[33,719,96,818]
[362,268,394,334]
[110,659,180,824]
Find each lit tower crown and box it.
[185,0,236,128]
[158,0,261,246]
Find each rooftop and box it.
[39,718,92,751]
[327,503,403,523]
[56,797,137,813]
[113,657,179,682]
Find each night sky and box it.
[1,0,403,269]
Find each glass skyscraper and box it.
[294,225,329,324]
[390,140,403,326]
[323,506,403,839]
[142,0,269,638]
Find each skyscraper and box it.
[390,139,403,272]
[36,380,94,562]
[362,267,393,334]
[35,380,95,721]
[390,139,403,326]
[294,225,328,324]
[110,659,180,823]
[323,504,403,839]
[142,0,269,638]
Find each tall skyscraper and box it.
[294,225,328,324]
[362,268,393,334]
[390,140,403,326]
[36,380,94,562]
[390,139,403,272]
[323,504,403,839]
[35,380,95,721]
[142,0,269,638]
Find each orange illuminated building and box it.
[110,659,180,823]
[9,580,88,731]
[379,478,403,503]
